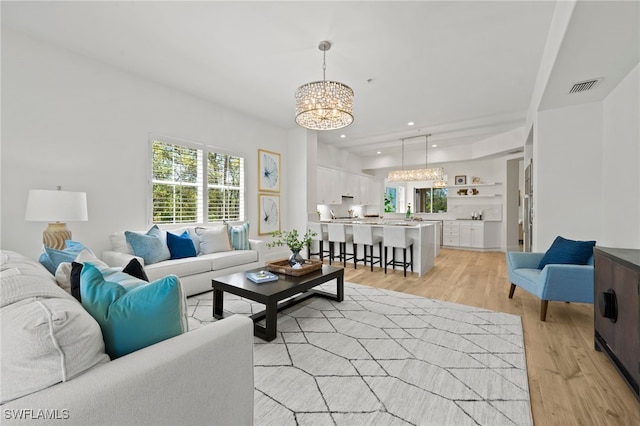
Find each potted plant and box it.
[267,229,317,266]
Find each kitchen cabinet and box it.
[459,222,483,248]
[343,174,360,200]
[359,175,380,205]
[317,167,342,204]
[443,220,500,250]
[443,221,460,246]
[317,167,379,206]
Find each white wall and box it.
[1,29,288,259]
[317,142,364,173]
[534,102,604,251]
[601,64,640,248]
[533,64,640,251]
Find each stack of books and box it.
[246,270,279,283]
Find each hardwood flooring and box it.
[338,248,639,426]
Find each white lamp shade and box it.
[25,189,88,222]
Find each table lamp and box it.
[25,187,88,249]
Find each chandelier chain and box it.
[322,50,326,81]
[424,135,430,168]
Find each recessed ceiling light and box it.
[407,121,415,126]
[376,151,381,155]
[432,144,437,148]
[340,134,346,138]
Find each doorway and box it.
[506,158,522,252]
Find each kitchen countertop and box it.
[318,218,501,224]
[316,219,437,227]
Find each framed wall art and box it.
[258,149,280,192]
[258,193,280,235]
[455,175,467,185]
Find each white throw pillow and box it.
[196,225,232,254]
[55,250,111,292]
[109,232,133,254]
[0,295,110,404]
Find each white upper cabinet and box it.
[317,167,379,205]
[317,167,342,204]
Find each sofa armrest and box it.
[102,250,144,268]
[540,264,595,303]
[2,315,255,426]
[249,238,266,265]
[506,251,545,270]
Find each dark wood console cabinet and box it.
[594,247,640,401]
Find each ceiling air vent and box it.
[569,78,603,94]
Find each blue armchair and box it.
[506,251,594,321]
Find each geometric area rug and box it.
[188,281,533,426]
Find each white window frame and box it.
[149,136,245,226]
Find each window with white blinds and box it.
[151,139,244,224]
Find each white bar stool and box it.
[307,222,329,260]
[327,223,354,267]
[383,226,414,277]
[352,224,383,271]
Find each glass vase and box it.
[288,249,304,267]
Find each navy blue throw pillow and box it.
[122,258,149,282]
[167,231,197,259]
[538,236,596,269]
[70,262,84,302]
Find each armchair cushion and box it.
[507,249,595,321]
[538,236,596,269]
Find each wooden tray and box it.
[266,258,323,276]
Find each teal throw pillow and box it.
[166,231,197,259]
[538,236,596,269]
[39,240,92,274]
[228,222,250,250]
[125,225,170,265]
[80,263,188,359]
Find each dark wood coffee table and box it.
[211,264,344,341]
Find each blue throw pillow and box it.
[228,222,250,250]
[80,263,187,359]
[38,240,92,274]
[538,236,596,269]
[167,231,197,259]
[125,225,171,265]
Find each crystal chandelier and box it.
[387,135,444,182]
[295,41,354,131]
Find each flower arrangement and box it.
[267,229,316,251]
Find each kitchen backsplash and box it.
[316,203,503,221]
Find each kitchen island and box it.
[310,220,436,277]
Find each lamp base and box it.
[43,223,72,250]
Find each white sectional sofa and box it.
[0,250,255,425]
[102,224,266,296]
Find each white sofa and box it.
[0,250,255,426]
[102,225,266,297]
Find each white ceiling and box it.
[2,1,637,158]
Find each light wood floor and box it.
[335,248,639,426]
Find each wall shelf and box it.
[449,182,502,188]
[448,194,502,198]
[447,181,502,199]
